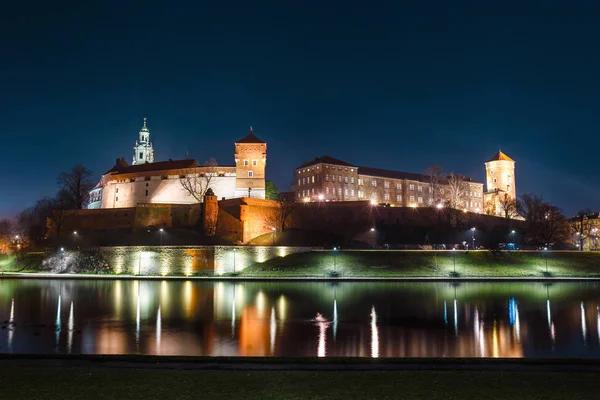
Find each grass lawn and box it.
[0,252,46,273]
[1,364,599,400]
[241,250,600,278]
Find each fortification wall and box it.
[98,245,311,275]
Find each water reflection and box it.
[2,280,600,358]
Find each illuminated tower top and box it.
[484,151,515,198]
[132,118,155,165]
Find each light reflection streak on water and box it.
[474,308,480,355]
[333,299,338,341]
[315,313,330,357]
[479,320,486,357]
[136,283,141,344]
[270,307,276,355]
[443,301,447,326]
[67,302,74,353]
[231,288,236,338]
[156,306,161,354]
[492,320,499,358]
[8,298,14,351]
[453,298,458,336]
[581,302,587,344]
[55,295,61,349]
[371,306,379,358]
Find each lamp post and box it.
[333,247,338,273]
[471,227,476,250]
[271,227,276,246]
[233,248,237,275]
[511,230,515,244]
[138,251,142,276]
[159,228,164,246]
[543,247,548,273]
[452,248,456,274]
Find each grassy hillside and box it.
[241,250,600,278]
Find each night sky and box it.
[2,1,600,219]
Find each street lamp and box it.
[370,227,375,232]
[452,248,456,274]
[233,248,237,275]
[271,227,276,246]
[543,247,548,273]
[73,231,77,235]
[333,247,338,273]
[159,228,164,246]
[471,227,476,250]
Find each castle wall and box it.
[98,245,312,275]
[101,174,237,208]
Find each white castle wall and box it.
[101,175,237,208]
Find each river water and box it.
[0,279,599,358]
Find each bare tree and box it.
[424,164,445,205]
[267,197,296,233]
[180,158,218,202]
[445,172,467,210]
[57,165,94,209]
[571,210,597,250]
[498,193,518,219]
[517,193,569,246]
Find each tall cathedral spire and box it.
[133,117,155,164]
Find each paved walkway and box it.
[2,355,600,371]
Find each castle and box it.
[294,151,517,217]
[88,120,267,209]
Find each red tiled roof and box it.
[357,166,431,182]
[299,156,356,168]
[486,151,515,163]
[236,128,265,144]
[108,159,200,175]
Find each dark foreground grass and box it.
[2,364,599,400]
[242,250,600,278]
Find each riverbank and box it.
[1,356,599,399]
[2,250,600,279]
[242,250,600,278]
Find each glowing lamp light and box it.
[159,228,164,232]
[471,227,476,231]
[436,203,443,209]
[370,199,377,206]
[318,194,324,201]
[60,247,65,252]
[271,227,276,231]
[512,230,516,234]
[410,204,417,208]
[73,231,77,235]
[303,197,310,203]
[370,228,375,232]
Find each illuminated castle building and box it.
[294,151,519,217]
[483,151,517,217]
[88,120,266,209]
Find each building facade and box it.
[294,156,484,213]
[88,123,266,209]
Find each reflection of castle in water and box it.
[2,281,600,358]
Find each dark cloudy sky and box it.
[2,0,599,218]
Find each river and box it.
[0,279,599,358]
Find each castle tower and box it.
[132,118,155,165]
[234,127,266,199]
[484,151,516,215]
